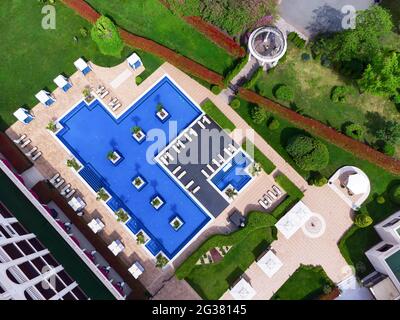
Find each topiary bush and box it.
[267,118,280,130]
[301,53,311,61]
[230,98,241,109]
[381,142,395,156]
[135,76,143,85]
[354,213,373,228]
[91,16,124,57]
[376,195,385,204]
[211,85,222,95]
[308,171,328,187]
[250,105,269,124]
[286,135,329,171]
[331,86,348,103]
[274,85,294,101]
[344,123,365,141]
[389,184,400,205]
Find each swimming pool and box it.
[56,76,211,259]
[211,152,252,192]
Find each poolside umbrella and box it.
[346,173,368,195]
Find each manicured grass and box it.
[86,0,234,74]
[271,265,334,300]
[252,45,400,157]
[275,173,304,200]
[234,97,400,276]
[201,99,236,132]
[0,172,114,300]
[242,139,276,174]
[0,1,163,130]
[176,212,277,299]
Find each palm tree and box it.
[131,126,141,134]
[225,188,237,199]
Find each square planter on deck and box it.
[150,195,165,210]
[115,208,129,223]
[156,108,170,123]
[132,176,146,190]
[132,126,146,144]
[135,230,150,245]
[107,151,123,165]
[170,216,184,231]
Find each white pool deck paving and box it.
[7,60,354,300]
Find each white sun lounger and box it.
[224,148,232,157]
[166,152,174,161]
[272,185,282,196]
[217,154,225,163]
[96,86,105,94]
[189,128,198,137]
[197,120,206,129]
[184,133,192,142]
[267,190,277,200]
[172,145,181,154]
[201,169,209,178]
[20,139,31,148]
[192,186,200,194]
[177,171,186,179]
[264,194,273,202]
[32,151,42,161]
[49,173,60,185]
[65,189,76,199]
[202,116,211,124]
[60,184,71,195]
[100,90,109,99]
[259,199,270,210]
[177,140,186,149]
[54,179,64,189]
[160,156,169,166]
[185,180,194,189]
[13,134,26,144]
[206,164,215,173]
[212,159,221,167]
[229,144,237,151]
[172,166,181,175]
[112,103,122,111]
[25,147,38,157]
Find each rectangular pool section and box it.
[57,76,211,259]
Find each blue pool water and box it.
[57,77,210,259]
[211,153,252,192]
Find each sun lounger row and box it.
[49,173,76,199]
[258,185,282,210]
[96,85,110,99]
[13,134,42,161]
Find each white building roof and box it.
[276,201,312,239]
[108,240,124,256]
[74,58,89,71]
[256,251,283,278]
[230,278,256,300]
[127,53,141,66]
[54,75,69,88]
[347,173,369,195]
[87,218,105,234]
[128,261,145,279]
[35,90,51,104]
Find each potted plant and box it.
[132,176,146,190]
[82,86,94,103]
[96,188,110,201]
[249,162,262,177]
[107,150,122,164]
[46,121,58,133]
[131,126,145,143]
[155,252,169,269]
[115,208,129,223]
[225,187,237,200]
[150,195,164,210]
[156,103,169,122]
[136,230,148,245]
[66,158,81,171]
[170,216,184,231]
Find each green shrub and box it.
[301,53,311,61]
[243,66,263,89]
[91,16,124,57]
[230,98,241,109]
[389,184,400,204]
[275,174,304,199]
[287,32,306,49]
[331,86,348,103]
[250,105,269,124]
[393,95,400,105]
[308,172,328,187]
[268,67,276,75]
[376,195,386,204]
[382,142,395,156]
[354,213,373,228]
[344,123,365,141]
[211,85,222,95]
[242,139,276,174]
[79,27,88,38]
[267,118,280,130]
[135,76,143,85]
[224,54,249,86]
[286,135,329,171]
[274,85,294,101]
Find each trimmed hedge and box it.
[201,99,236,131]
[287,32,306,49]
[242,139,276,174]
[223,54,249,86]
[275,173,304,200]
[243,66,264,89]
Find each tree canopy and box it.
[91,16,124,57]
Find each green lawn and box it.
[242,139,276,174]
[0,172,114,300]
[233,98,400,276]
[271,265,334,300]
[201,99,236,131]
[0,1,163,130]
[176,212,277,299]
[86,0,234,74]
[252,45,400,157]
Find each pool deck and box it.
[7,59,353,300]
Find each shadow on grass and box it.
[0,116,7,132]
[226,267,244,288]
[252,239,270,259]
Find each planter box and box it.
[132,130,146,143]
[84,94,95,104]
[170,216,184,231]
[150,195,165,210]
[156,108,170,123]
[223,184,237,201]
[135,229,150,245]
[132,175,146,190]
[115,208,129,223]
[108,151,122,165]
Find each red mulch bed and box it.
[61,0,224,86]
[318,286,341,300]
[238,88,400,175]
[184,16,245,58]
[0,132,32,174]
[209,248,223,263]
[31,181,149,300]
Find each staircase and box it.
[79,165,103,192]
